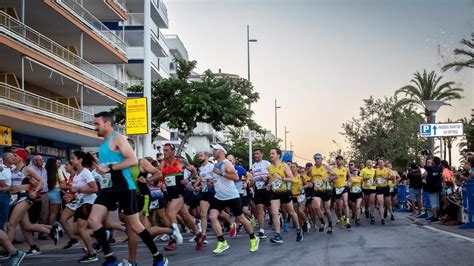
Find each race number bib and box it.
[389,187,394,193]
[272,180,283,191]
[66,201,78,211]
[149,199,159,210]
[376,178,386,185]
[315,180,324,188]
[255,181,266,190]
[351,187,362,193]
[335,187,345,195]
[76,193,84,206]
[99,173,113,189]
[9,194,18,206]
[366,179,374,186]
[164,175,177,187]
[201,182,208,192]
[297,194,305,203]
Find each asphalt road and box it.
[2,213,473,266]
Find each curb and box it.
[407,215,474,240]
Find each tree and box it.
[225,128,280,169]
[458,117,474,155]
[342,96,429,170]
[395,70,463,122]
[112,59,261,155]
[442,33,474,72]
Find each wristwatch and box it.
[108,164,114,172]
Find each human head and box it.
[359,162,365,169]
[336,155,343,167]
[1,152,13,167]
[290,162,298,173]
[366,160,373,169]
[441,160,450,169]
[71,150,96,169]
[385,160,392,169]
[269,147,282,163]
[127,138,136,151]
[55,158,62,168]
[163,143,176,159]
[426,159,433,166]
[93,111,115,137]
[156,153,163,163]
[33,155,44,168]
[305,162,313,171]
[349,160,356,169]
[227,154,237,165]
[433,156,441,166]
[198,151,209,163]
[211,144,227,159]
[313,153,323,167]
[65,160,74,175]
[253,148,264,162]
[410,163,418,170]
[377,159,385,168]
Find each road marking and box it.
[422,225,474,243]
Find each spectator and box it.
[424,156,443,222]
[30,155,50,240]
[407,163,423,215]
[441,160,453,182]
[45,158,65,230]
[439,180,462,225]
[0,153,13,230]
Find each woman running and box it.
[374,159,393,225]
[290,163,308,232]
[348,168,363,226]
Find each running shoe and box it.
[118,259,138,266]
[79,253,98,263]
[327,226,333,234]
[164,238,177,251]
[296,229,304,242]
[270,234,284,244]
[188,235,196,243]
[302,222,309,233]
[171,224,183,244]
[159,234,170,242]
[9,250,26,266]
[102,256,119,266]
[195,235,206,251]
[213,240,230,254]
[381,219,386,225]
[229,223,237,238]
[283,222,289,232]
[365,209,369,219]
[50,222,59,245]
[319,223,325,232]
[257,231,267,239]
[391,215,395,221]
[153,256,169,266]
[250,236,260,252]
[345,221,352,229]
[26,246,41,256]
[63,238,80,250]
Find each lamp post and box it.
[274,99,281,139]
[423,100,444,155]
[247,25,257,167]
[284,126,289,151]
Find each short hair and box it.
[164,143,175,150]
[2,152,12,161]
[433,156,441,166]
[305,162,313,168]
[271,147,282,157]
[253,148,263,153]
[94,111,115,125]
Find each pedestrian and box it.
[0,153,13,230]
[407,163,423,215]
[441,160,453,182]
[423,156,443,222]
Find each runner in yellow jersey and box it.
[360,160,376,224]
[303,163,316,230]
[332,155,351,229]
[374,159,394,225]
[386,161,399,221]
[290,163,309,233]
[308,153,337,234]
[268,148,303,244]
[348,168,363,226]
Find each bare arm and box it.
[140,159,162,183]
[214,161,238,181]
[98,135,138,174]
[282,164,295,182]
[327,166,338,181]
[75,181,98,194]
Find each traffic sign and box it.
[126,97,148,135]
[420,123,463,137]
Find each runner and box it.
[360,160,376,224]
[194,151,214,249]
[250,148,272,239]
[386,161,398,221]
[268,148,303,244]
[59,160,81,250]
[348,168,363,226]
[290,162,308,232]
[208,144,259,254]
[374,159,393,225]
[6,148,59,255]
[332,155,351,229]
[303,163,316,230]
[159,143,202,251]
[0,229,26,265]
[87,112,167,266]
[309,153,337,234]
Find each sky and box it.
[163,0,473,166]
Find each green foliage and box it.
[112,59,261,154]
[458,117,474,154]
[226,128,280,169]
[395,70,463,121]
[342,96,429,170]
[442,33,474,72]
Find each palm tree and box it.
[457,117,474,154]
[442,33,474,72]
[395,70,463,122]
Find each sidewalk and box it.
[406,213,474,240]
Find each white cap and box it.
[210,144,227,154]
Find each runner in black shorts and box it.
[250,149,272,239]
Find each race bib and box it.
[297,194,305,203]
[255,181,266,190]
[99,173,113,189]
[76,193,84,206]
[389,187,394,193]
[149,199,159,209]
[272,180,283,191]
[376,178,386,185]
[315,180,324,188]
[335,187,345,195]
[366,179,374,186]
[164,175,177,187]
[201,182,208,192]
[9,194,18,206]
[351,187,362,193]
[66,201,78,211]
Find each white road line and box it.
[422,225,474,243]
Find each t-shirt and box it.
[234,164,247,195]
[407,169,423,189]
[442,168,453,182]
[32,166,48,192]
[349,176,363,193]
[72,168,97,206]
[332,167,347,188]
[360,167,376,190]
[424,165,443,193]
[198,162,214,193]
[375,167,390,187]
[0,164,12,187]
[252,160,271,190]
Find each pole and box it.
[284,126,288,151]
[247,25,253,168]
[143,0,152,157]
[275,99,278,138]
[430,114,435,153]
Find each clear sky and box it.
[163,0,473,165]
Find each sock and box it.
[217,235,225,242]
[249,233,256,239]
[138,229,158,255]
[346,217,350,223]
[328,222,333,227]
[319,218,325,224]
[93,227,112,256]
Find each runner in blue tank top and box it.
[88,111,168,266]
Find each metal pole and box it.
[143,0,152,157]
[21,0,25,24]
[284,126,288,151]
[21,56,24,91]
[430,113,436,153]
[275,99,278,138]
[247,25,253,168]
[80,85,83,110]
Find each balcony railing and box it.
[113,0,127,13]
[0,82,95,129]
[58,0,126,54]
[0,11,125,93]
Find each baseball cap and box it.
[313,153,322,159]
[210,144,227,154]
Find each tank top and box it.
[332,167,347,188]
[291,174,304,196]
[214,160,239,200]
[349,176,363,193]
[252,160,270,190]
[98,132,135,191]
[268,162,291,194]
[311,165,331,192]
[130,159,151,196]
[375,167,389,187]
[161,157,185,194]
[360,167,376,190]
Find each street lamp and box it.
[284,126,289,151]
[423,100,444,154]
[275,98,281,138]
[247,25,257,167]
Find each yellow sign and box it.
[0,125,12,147]
[126,97,148,135]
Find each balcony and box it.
[123,13,169,57]
[165,34,188,60]
[126,0,168,29]
[193,123,226,143]
[56,0,127,56]
[0,12,126,96]
[126,46,170,80]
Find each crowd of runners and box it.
[1,111,458,266]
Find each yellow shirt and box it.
[268,162,291,193]
[360,167,376,190]
[303,174,311,183]
[291,174,304,196]
[375,167,390,187]
[311,165,331,192]
[332,166,347,188]
[388,169,398,188]
[349,176,363,193]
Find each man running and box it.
[251,148,272,239]
[194,151,215,249]
[88,112,167,266]
[360,160,376,224]
[374,159,393,225]
[209,144,259,254]
[268,148,303,244]
[332,155,351,229]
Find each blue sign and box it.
[420,124,432,137]
[420,123,464,138]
